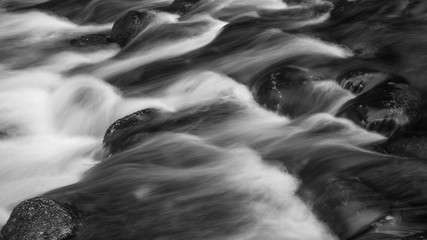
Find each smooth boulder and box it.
[103,108,163,155]
[111,10,153,48]
[170,0,202,14]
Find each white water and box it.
[0,2,389,239]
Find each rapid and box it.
[1,0,427,239]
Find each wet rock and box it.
[250,65,325,118]
[103,108,163,154]
[336,75,424,137]
[111,10,153,48]
[153,5,175,13]
[1,197,80,240]
[70,33,112,47]
[170,0,202,14]
[336,69,390,95]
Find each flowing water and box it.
[1,0,427,239]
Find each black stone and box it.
[336,75,424,137]
[336,69,391,95]
[103,108,162,154]
[250,65,324,118]
[170,0,202,14]
[111,10,152,48]
[1,197,80,240]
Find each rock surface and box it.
[103,108,162,154]
[1,197,80,240]
[69,10,154,48]
[111,10,152,48]
[170,0,202,14]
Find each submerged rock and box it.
[385,137,427,159]
[1,197,80,240]
[70,33,112,47]
[170,0,202,14]
[111,10,153,48]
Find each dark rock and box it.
[250,65,329,118]
[111,10,153,48]
[70,33,112,47]
[153,5,175,13]
[170,0,202,14]
[336,69,390,95]
[336,73,425,137]
[103,108,163,154]
[1,197,80,240]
